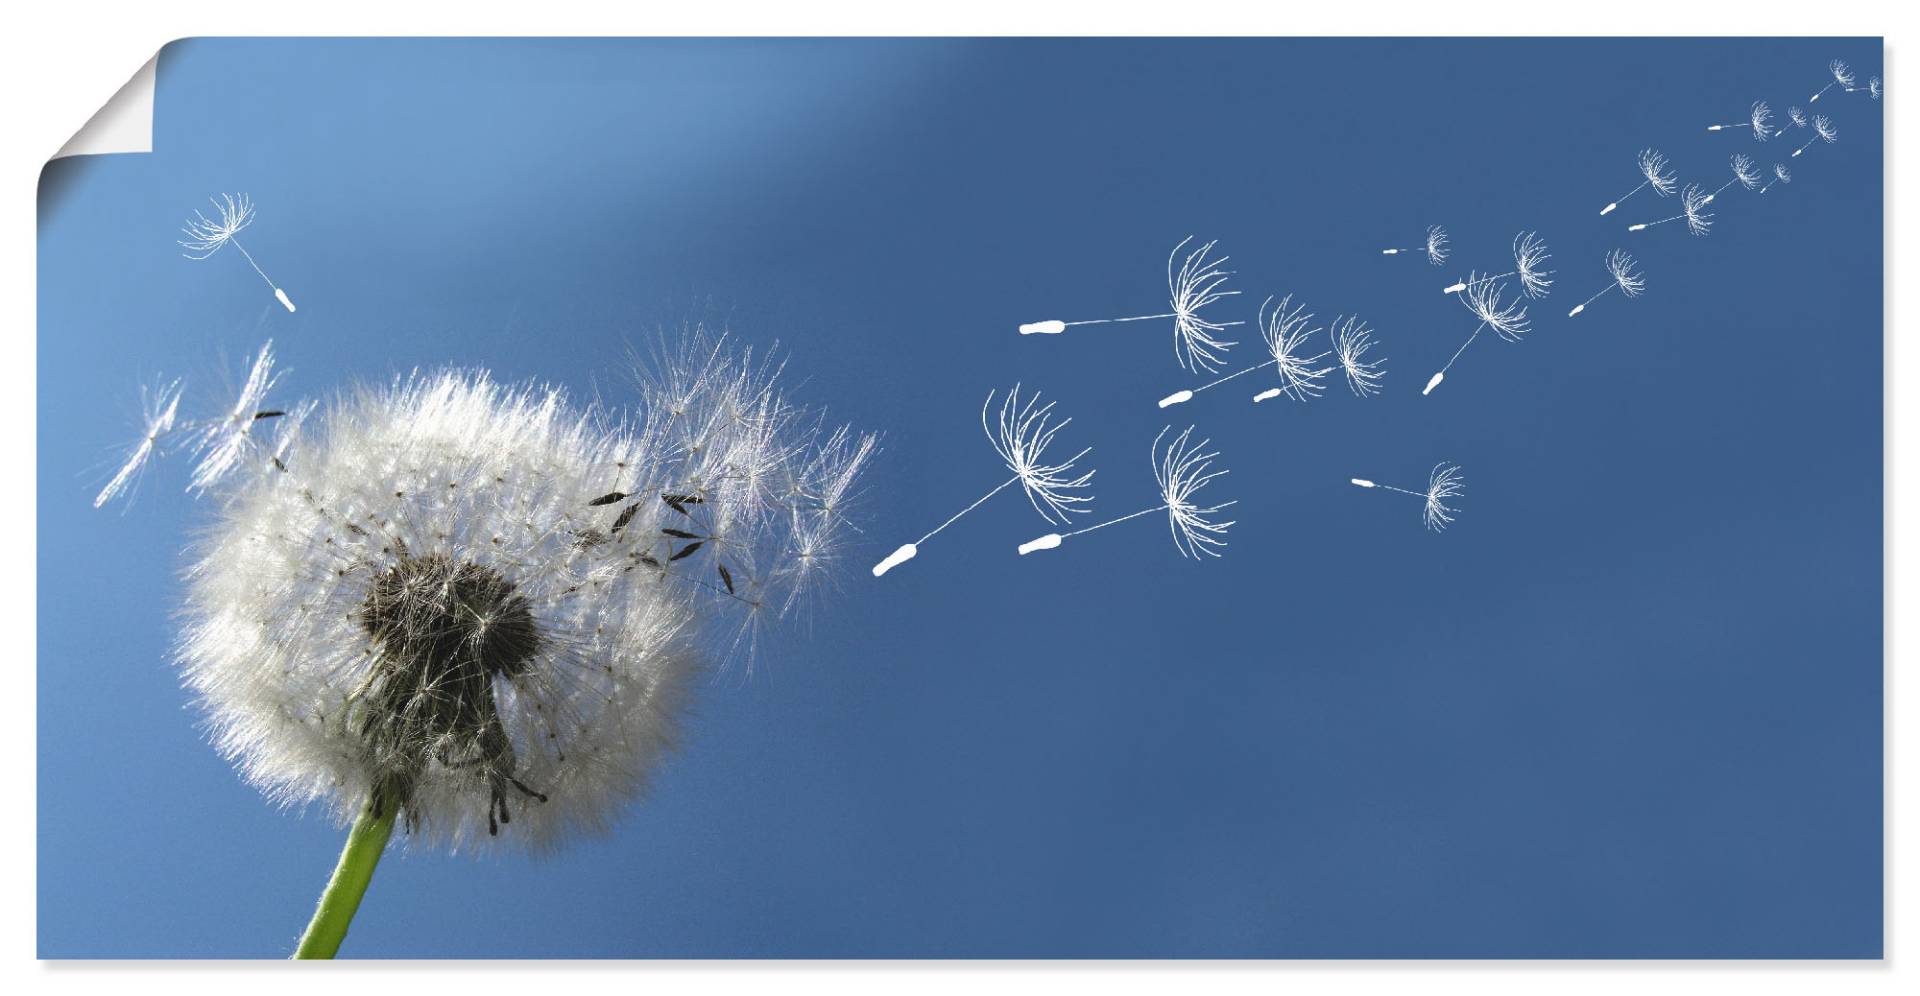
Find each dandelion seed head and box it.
[1258,294,1331,403]
[1165,236,1242,374]
[1731,153,1763,190]
[1814,115,1838,142]
[1773,164,1793,185]
[179,337,872,852]
[1423,462,1465,533]
[1330,315,1386,398]
[1605,249,1646,299]
[1787,106,1808,129]
[1749,100,1774,141]
[1459,274,1532,342]
[1152,426,1235,559]
[179,193,256,260]
[1424,225,1450,266]
[1831,59,1855,87]
[1637,148,1679,196]
[1868,76,1883,100]
[984,385,1095,525]
[1511,231,1555,299]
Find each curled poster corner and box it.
[53,52,157,160]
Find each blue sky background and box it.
[38,38,1882,958]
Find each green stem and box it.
[292,793,396,959]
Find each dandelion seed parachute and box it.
[94,378,185,508]
[1600,149,1678,216]
[873,385,1092,576]
[1330,315,1386,398]
[1568,250,1645,318]
[1422,275,1530,396]
[180,193,297,312]
[1627,183,1713,237]
[179,339,873,852]
[1707,100,1774,141]
[1792,115,1838,157]
[190,340,284,494]
[1019,425,1234,560]
[1810,59,1854,102]
[1157,294,1328,408]
[1016,237,1243,375]
[1381,225,1449,265]
[1350,462,1465,533]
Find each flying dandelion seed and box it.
[1628,183,1714,236]
[1702,153,1765,204]
[1707,100,1774,141]
[1759,164,1792,194]
[1422,276,1530,396]
[1018,236,1243,374]
[1599,149,1678,216]
[1810,59,1855,102]
[189,340,285,494]
[1786,106,1809,132]
[1792,115,1838,157]
[1350,462,1465,533]
[179,193,296,312]
[1330,315,1387,398]
[873,385,1093,577]
[1846,76,1883,99]
[1442,231,1554,299]
[1156,294,1327,409]
[93,377,185,508]
[1380,225,1450,265]
[1018,425,1234,560]
[1566,250,1646,318]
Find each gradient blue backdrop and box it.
[38,38,1883,958]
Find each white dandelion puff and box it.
[180,193,296,312]
[1599,149,1678,215]
[1785,106,1809,132]
[873,385,1092,577]
[1018,236,1243,374]
[189,340,285,494]
[1567,250,1646,318]
[1793,115,1838,157]
[93,377,185,508]
[1350,462,1464,533]
[1760,164,1792,194]
[1422,276,1531,396]
[1628,183,1713,236]
[1157,294,1328,408]
[1442,231,1554,299]
[1810,59,1855,102]
[1329,315,1387,398]
[1019,425,1234,561]
[1707,100,1774,141]
[176,336,873,860]
[1381,225,1449,265]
